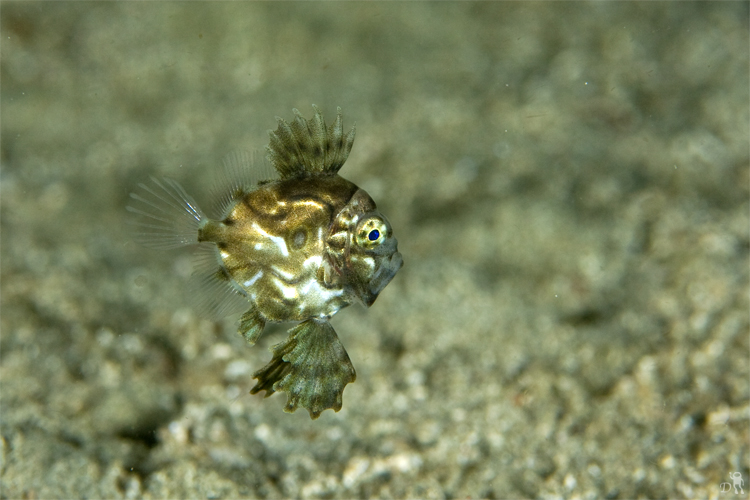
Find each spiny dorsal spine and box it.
[266,105,355,179]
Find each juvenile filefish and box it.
[127,106,403,419]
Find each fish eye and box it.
[356,216,388,248]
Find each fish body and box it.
[127,106,402,419]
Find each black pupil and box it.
[368,229,380,241]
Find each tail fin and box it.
[126,177,205,249]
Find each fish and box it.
[127,105,403,419]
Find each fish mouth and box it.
[360,250,403,307]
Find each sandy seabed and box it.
[1,3,748,499]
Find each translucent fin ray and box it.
[126,177,205,249]
[188,243,249,319]
[210,149,275,219]
[250,319,356,419]
[266,105,355,179]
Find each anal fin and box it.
[250,319,356,419]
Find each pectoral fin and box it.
[250,319,356,419]
[238,308,266,346]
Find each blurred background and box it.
[1,3,747,498]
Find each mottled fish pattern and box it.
[127,106,403,419]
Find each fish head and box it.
[350,210,403,306]
[327,189,403,307]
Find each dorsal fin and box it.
[210,149,275,218]
[266,105,356,179]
